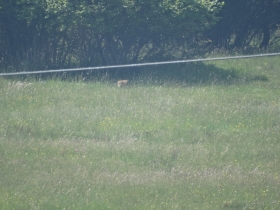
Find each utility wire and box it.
[1,53,280,76]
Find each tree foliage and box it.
[2,0,280,72]
[0,0,221,71]
[207,0,280,49]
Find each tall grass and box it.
[0,56,280,209]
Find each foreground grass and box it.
[0,56,280,209]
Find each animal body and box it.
[117,80,128,87]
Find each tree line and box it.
[0,0,279,72]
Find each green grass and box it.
[0,56,280,209]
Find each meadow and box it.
[0,55,280,209]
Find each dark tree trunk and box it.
[259,23,270,49]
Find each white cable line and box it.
[1,53,280,76]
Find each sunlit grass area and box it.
[0,56,280,209]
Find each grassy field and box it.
[0,56,280,209]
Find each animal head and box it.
[117,80,129,87]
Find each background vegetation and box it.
[0,0,221,71]
[1,0,280,72]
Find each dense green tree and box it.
[0,0,221,71]
[207,0,280,49]
[3,0,82,69]
[0,0,75,69]
[74,0,222,65]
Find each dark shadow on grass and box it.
[3,62,269,86]
[222,201,247,209]
[82,62,268,86]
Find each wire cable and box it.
[1,53,280,76]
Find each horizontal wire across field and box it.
[1,53,280,76]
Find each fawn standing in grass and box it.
[117,80,129,87]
